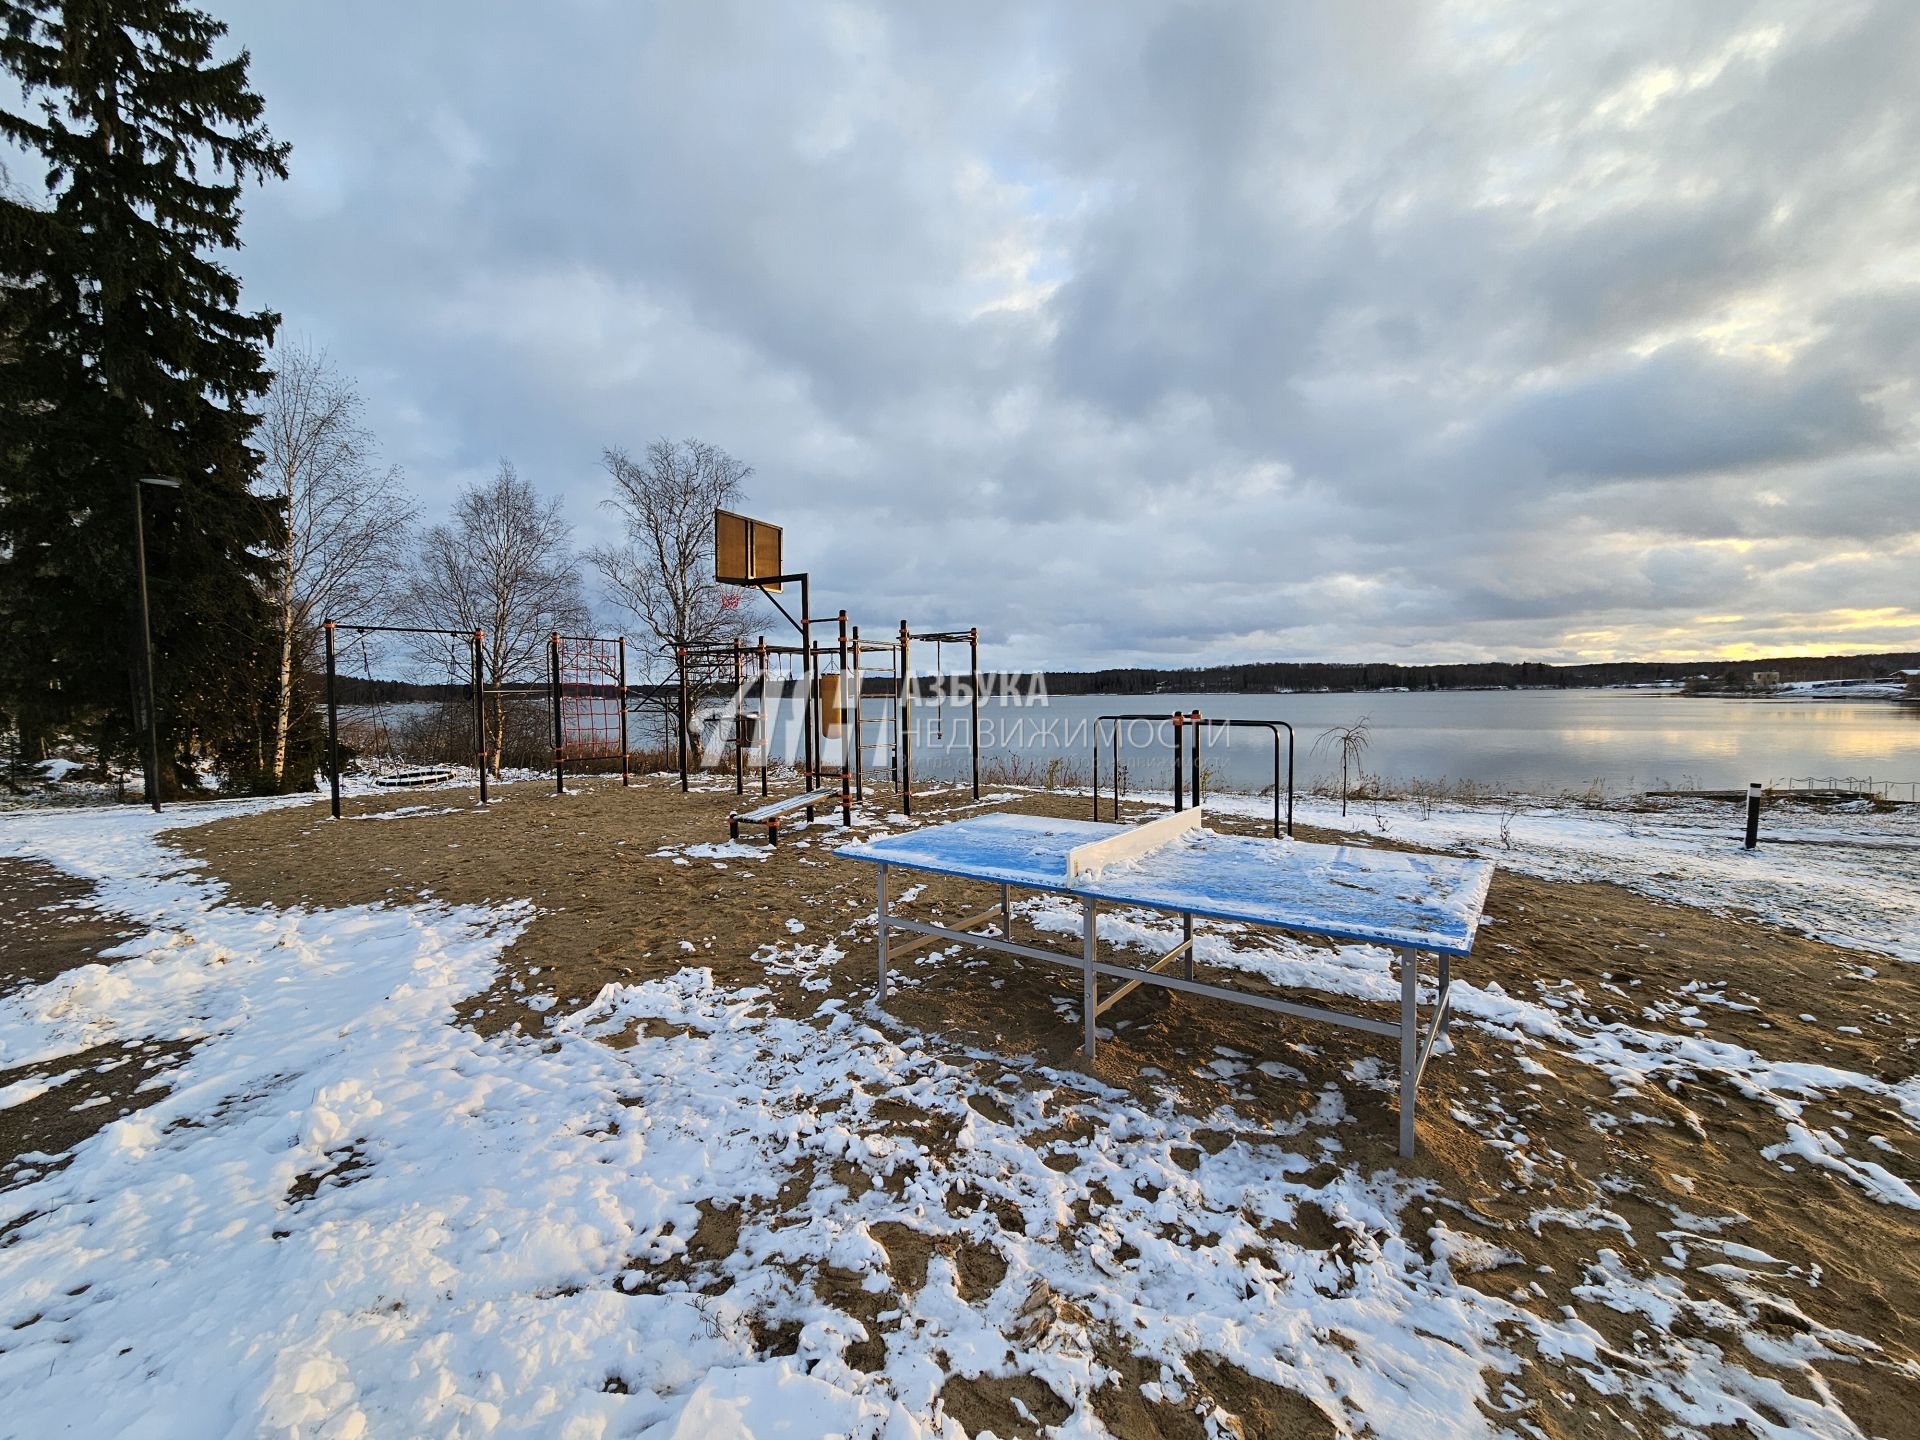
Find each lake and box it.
[885,688,1920,799]
[346,686,1920,801]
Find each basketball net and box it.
[720,586,742,611]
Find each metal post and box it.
[1000,882,1012,938]
[1091,720,1101,821]
[838,610,852,825]
[324,620,341,819]
[549,632,563,795]
[1273,728,1283,838]
[757,636,769,797]
[876,865,890,998]
[1284,724,1295,838]
[801,575,814,788]
[852,625,864,802]
[617,636,630,787]
[732,641,745,796]
[131,479,162,811]
[473,630,489,806]
[1190,710,1203,808]
[898,621,913,816]
[676,645,689,792]
[1082,901,1099,1057]
[1398,948,1418,1158]
[1744,781,1762,849]
[1172,712,1184,812]
[969,626,980,800]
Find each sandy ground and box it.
[5,775,1919,1436]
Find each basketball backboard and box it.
[714,509,783,592]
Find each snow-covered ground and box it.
[1772,677,1913,701]
[0,793,1914,1436]
[1210,790,1920,964]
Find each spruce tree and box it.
[0,0,289,793]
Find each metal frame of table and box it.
[867,862,1460,1158]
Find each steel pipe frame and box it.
[898,624,982,814]
[1093,712,1296,838]
[1190,716,1296,839]
[547,627,631,793]
[324,618,489,820]
[870,863,1456,1157]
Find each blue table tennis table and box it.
[836,810,1494,1156]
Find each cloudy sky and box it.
[218,1,1916,669]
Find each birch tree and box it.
[587,439,759,747]
[258,340,414,787]
[405,460,588,774]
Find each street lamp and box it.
[133,475,182,812]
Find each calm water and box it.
[360,686,1920,800]
[890,689,1920,798]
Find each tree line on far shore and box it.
[1037,653,1920,697]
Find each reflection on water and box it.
[904,689,1920,796]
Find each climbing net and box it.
[553,634,628,778]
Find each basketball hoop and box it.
[720,587,742,611]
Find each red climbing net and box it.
[554,635,627,765]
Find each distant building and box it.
[1750,670,1781,689]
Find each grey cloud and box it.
[199,0,1920,668]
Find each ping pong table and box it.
[835,808,1494,1156]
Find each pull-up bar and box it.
[897,623,980,815]
[1092,711,1294,838]
[322,618,489,819]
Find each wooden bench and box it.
[729,787,841,845]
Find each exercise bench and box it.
[729,787,841,845]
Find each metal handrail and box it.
[1091,712,1296,836]
[1191,717,1295,838]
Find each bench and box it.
[374,768,456,789]
[729,787,841,845]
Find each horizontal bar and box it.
[890,908,1409,1041]
[1087,958,1404,1038]
[1094,936,1191,1017]
[333,622,473,638]
[882,902,1005,961]
[883,916,1083,971]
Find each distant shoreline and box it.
[1028,650,1920,700]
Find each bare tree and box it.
[258,340,415,787]
[404,460,588,774]
[1314,716,1372,817]
[588,439,761,746]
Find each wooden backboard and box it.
[714,509,782,592]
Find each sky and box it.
[191,3,1920,667]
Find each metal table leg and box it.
[1398,947,1418,1158]
[876,864,890,998]
[1082,900,1098,1056]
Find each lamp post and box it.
[133,475,182,812]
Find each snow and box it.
[837,812,1494,955]
[0,791,1911,1436]
[1223,791,1920,964]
